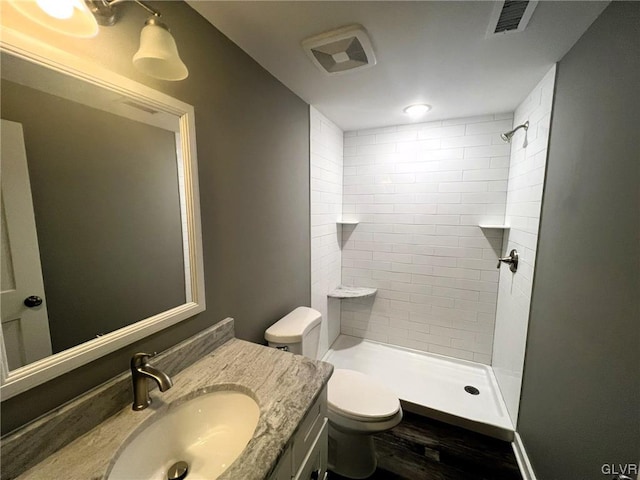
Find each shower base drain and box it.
[464,385,480,395]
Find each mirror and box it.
[0,29,205,399]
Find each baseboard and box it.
[512,432,537,480]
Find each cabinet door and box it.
[293,389,327,473]
[294,419,328,480]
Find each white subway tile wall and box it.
[341,113,513,363]
[310,107,344,359]
[492,65,556,424]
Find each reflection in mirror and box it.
[0,41,203,397]
[1,51,187,368]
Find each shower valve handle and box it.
[497,249,519,273]
[497,256,512,267]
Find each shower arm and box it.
[511,121,529,136]
[501,121,530,143]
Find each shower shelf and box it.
[336,219,359,225]
[479,224,510,229]
[328,286,377,299]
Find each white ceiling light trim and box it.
[404,104,432,119]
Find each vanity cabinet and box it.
[269,387,328,480]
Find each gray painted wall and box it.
[2,80,186,353]
[518,2,640,478]
[1,1,310,434]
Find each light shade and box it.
[403,104,432,119]
[7,0,99,38]
[133,18,188,81]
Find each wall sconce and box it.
[88,0,188,81]
[7,0,99,38]
[131,16,188,81]
[7,0,189,81]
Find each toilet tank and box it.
[265,307,322,359]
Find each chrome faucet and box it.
[130,352,173,411]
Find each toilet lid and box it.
[328,369,400,421]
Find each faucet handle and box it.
[132,351,157,359]
[131,352,156,368]
[497,249,519,272]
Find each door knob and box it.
[497,249,518,273]
[24,296,43,308]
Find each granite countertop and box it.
[16,338,333,480]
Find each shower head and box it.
[501,121,529,145]
[500,131,514,142]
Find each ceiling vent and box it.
[302,24,376,76]
[487,1,539,37]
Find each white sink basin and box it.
[108,390,260,480]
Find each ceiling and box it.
[187,1,608,131]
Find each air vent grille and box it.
[302,24,376,76]
[310,37,368,74]
[487,0,538,37]
[495,1,529,33]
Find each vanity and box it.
[3,318,333,480]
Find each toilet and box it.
[265,307,402,479]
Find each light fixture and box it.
[403,104,432,119]
[87,0,188,81]
[7,0,99,38]
[9,0,189,81]
[132,17,188,81]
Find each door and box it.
[1,119,52,377]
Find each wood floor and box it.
[328,411,521,480]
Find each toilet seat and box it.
[328,369,400,422]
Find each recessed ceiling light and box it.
[403,104,432,119]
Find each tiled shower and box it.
[340,112,512,364]
[311,65,556,427]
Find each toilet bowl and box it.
[326,369,402,478]
[265,307,402,479]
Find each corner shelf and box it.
[479,224,510,230]
[328,285,377,299]
[337,219,359,225]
